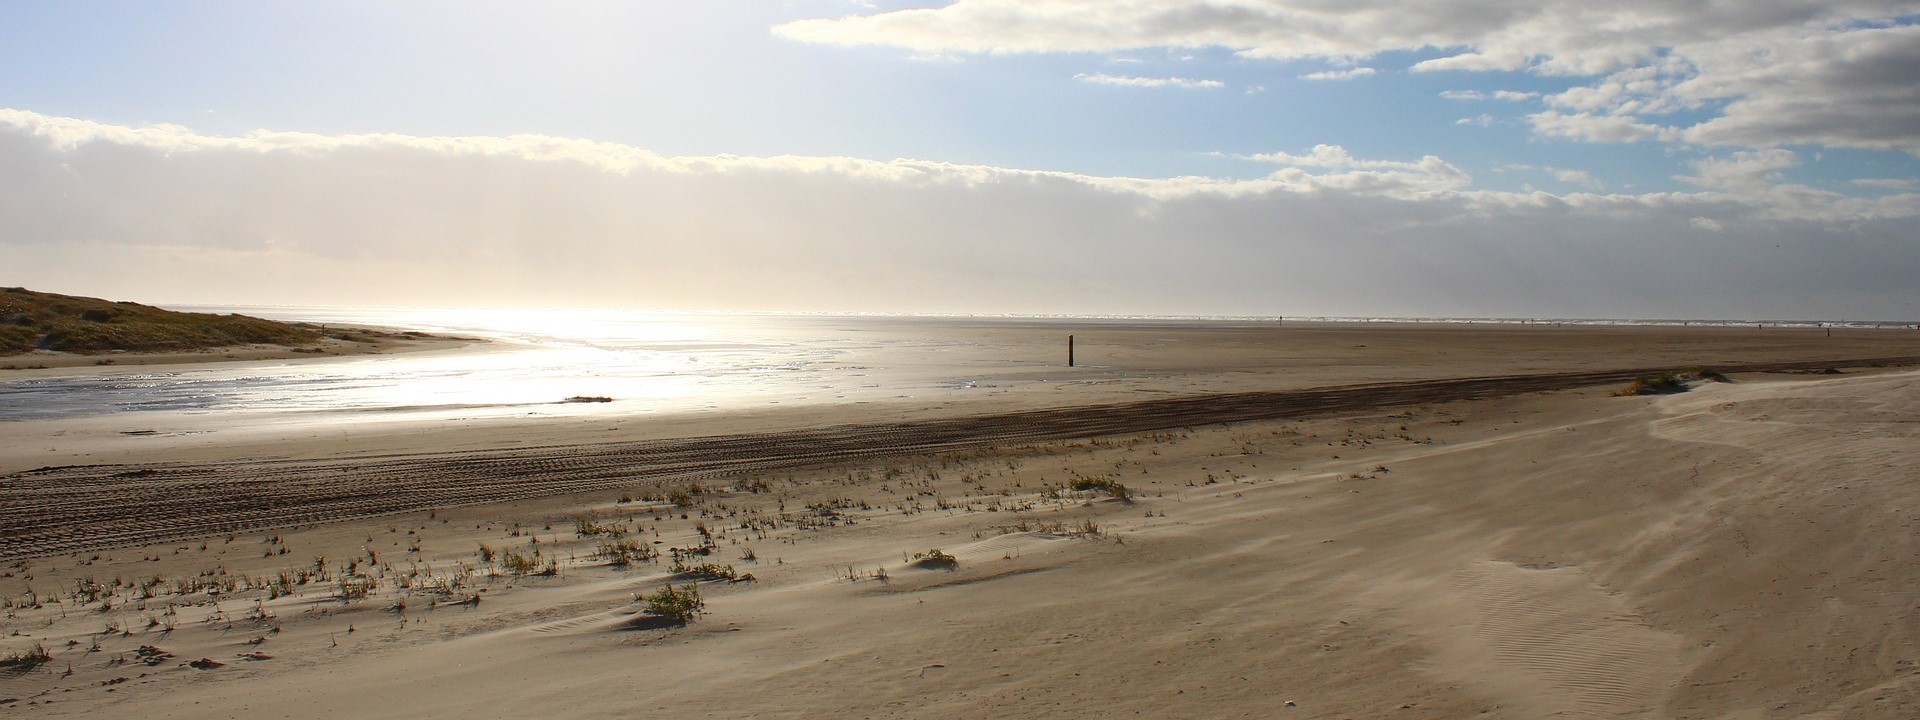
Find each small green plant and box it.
[911,549,959,570]
[596,539,656,567]
[573,517,626,538]
[670,561,739,581]
[641,584,704,624]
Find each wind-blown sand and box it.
[3,323,1918,718]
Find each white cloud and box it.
[1671,149,1920,223]
[2,111,1917,317]
[1690,217,1724,232]
[1299,67,1376,80]
[1074,72,1224,89]
[1678,149,1800,193]
[1529,110,1678,144]
[1456,114,1494,126]
[1852,178,1918,190]
[1444,89,1539,102]
[1491,163,1602,189]
[1549,167,1601,189]
[777,1,1920,154]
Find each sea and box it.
[0,307,1913,424]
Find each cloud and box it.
[1677,149,1800,193]
[1852,178,1918,190]
[776,1,1920,154]
[1444,89,1539,102]
[2,110,1917,318]
[1074,72,1224,89]
[1675,24,1920,154]
[1299,67,1377,80]
[1491,163,1602,188]
[1671,149,1920,223]
[1549,167,1601,189]
[1456,114,1494,126]
[1529,110,1678,143]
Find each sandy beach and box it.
[4,322,1919,718]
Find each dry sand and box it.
[3,323,1919,718]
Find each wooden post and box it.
[1068,335,1075,367]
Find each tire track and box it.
[5,356,1915,561]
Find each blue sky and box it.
[2,1,1919,318]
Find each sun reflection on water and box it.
[0,307,977,423]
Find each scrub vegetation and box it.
[0,287,322,355]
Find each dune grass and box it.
[641,584,704,624]
[0,287,320,355]
[1068,475,1132,501]
[910,549,959,570]
[1614,368,1730,396]
[1,643,53,671]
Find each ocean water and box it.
[2,307,1913,425]
[0,308,1043,423]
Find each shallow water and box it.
[0,308,1031,423]
[5,307,1911,425]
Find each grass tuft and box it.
[670,561,743,581]
[596,539,657,567]
[910,549,959,570]
[1,643,52,672]
[1068,475,1132,501]
[1614,368,1731,396]
[641,584,704,625]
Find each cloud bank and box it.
[2,110,1917,319]
[776,1,1920,155]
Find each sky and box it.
[2,1,1918,320]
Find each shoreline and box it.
[2,321,1917,475]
